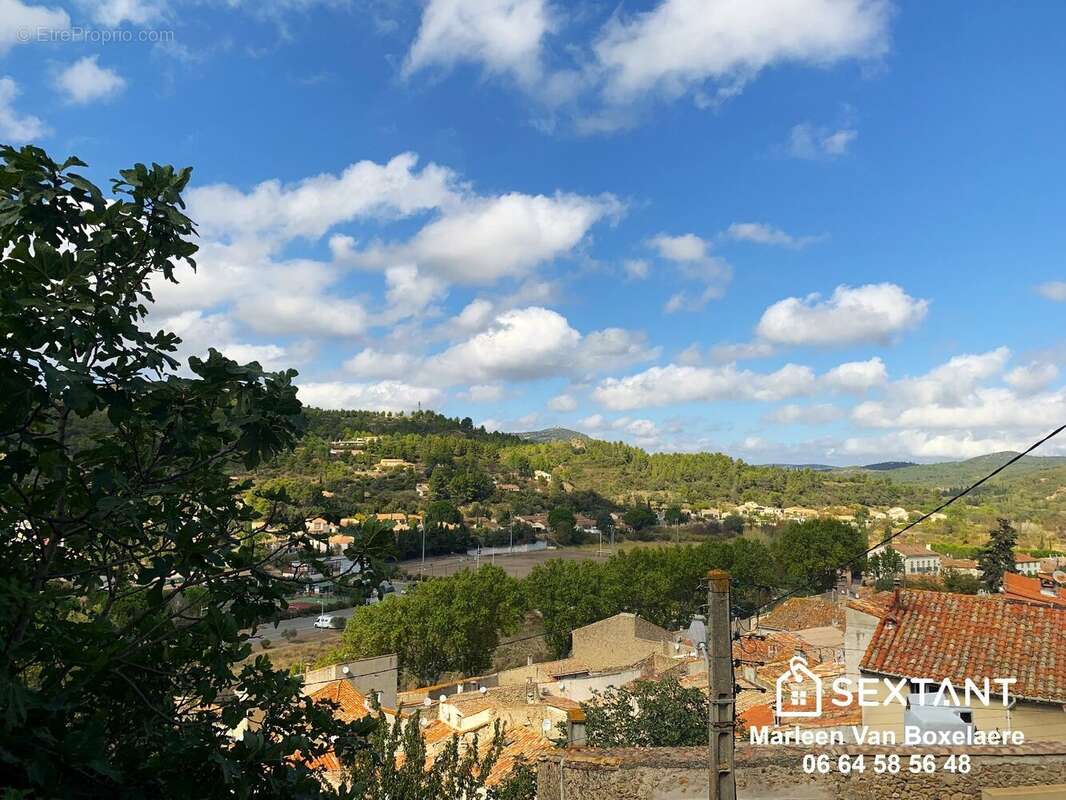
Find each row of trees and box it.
[329,518,867,680]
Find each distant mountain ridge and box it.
[514,427,590,443]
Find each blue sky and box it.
[3,0,1065,463]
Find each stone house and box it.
[859,589,1066,742]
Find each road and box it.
[248,605,359,639]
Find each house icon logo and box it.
[776,655,822,718]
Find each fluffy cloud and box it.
[0,77,48,142]
[1005,362,1059,394]
[623,258,650,279]
[1037,281,1066,302]
[463,383,505,402]
[353,191,621,284]
[548,392,578,411]
[593,0,889,105]
[765,403,842,425]
[190,152,459,241]
[429,306,655,383]
[592,362,816,410]
[158,310,298,372]
[296,381,444,412]
[343,348,420,379]
[822,357,887,393]
[404,0,554,85]
[648,233,708,262]
[648,232,731,312]
[841,429,1066,460]
[788,123,858,159]
[756,283,929,346]
[725,222,825,248]
[708,341,776,363]
[0,0,69,53]
[54,56,126,104]
[81,0,164,26]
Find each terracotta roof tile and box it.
[860,589,1066,704]
[308,680,372,723]
[1002,571,1066,609]
[759,596,846,631]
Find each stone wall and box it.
[536,744,1066,800]
[570,613,674,670]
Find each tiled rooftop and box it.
[308,680,372,723]
[758,596,846,631]
[1002,571,1066,608]
[861,589,1066,704]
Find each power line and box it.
[751,422,1066,618]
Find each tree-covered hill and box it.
[867,451,1066,488]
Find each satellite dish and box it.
[1053,570,1066,586]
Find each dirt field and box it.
[396,545,613,579]
[395,538,704,579]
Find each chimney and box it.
[526,677,536,704]
[527,655,534,667]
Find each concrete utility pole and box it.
[706,569,737,800]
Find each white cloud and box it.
[822,357,887,393]
[648,232,708,262]
[724,222,825,249]
[648,232,731,311]
[593,0,889,105]
[464,383,505,402]
[158,310,297,372]
[54,56,127,105]
[548,392,578,411]
[190,152,460,241]
[756,283,929,346]
[623,258,650,279]
[382,264,447,320]
[0,77,47,141]
[431,306,581,382]
[297,381,444,412]
[343,348,419,379]
[1005,362,1059,394]
[708,341,776,363]
[404,0,554,86]
[579,413,605,429]
[427,306,654,383]
[353,191,621,284]
[1037,281,1066,302]
[841,429,1066,460]
[452,298,496,332]
[592,362,816,410]
[765,403,842,425]
[81,0,164,26]
[788,123,858,159]
[0,0,69,53]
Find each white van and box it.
[313,614,336,629]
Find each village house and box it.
[305,517,337,535]
[533,469,552,482]
[875,542,942,575]
[377,458,414,470]
[858,589,1066,742]
[941,557,980,576]
[1002,571,1066,608]
[1014,552,1042,576]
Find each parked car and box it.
[313,614,339,629]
